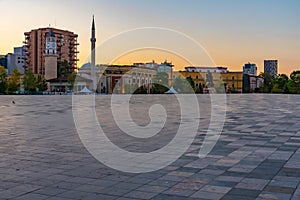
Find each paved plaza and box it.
[0,94,300,200]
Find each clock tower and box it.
[44,28,58,80]
[45,28,57,55]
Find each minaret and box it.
[90,15,96,90]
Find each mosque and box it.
[77,16,159,94]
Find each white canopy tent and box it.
[165,87,178,94]
[79,87,93,94]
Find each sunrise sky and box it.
[1,0,300,74]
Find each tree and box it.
[195,84,203,94]
[124,83,139,94]
[67,74,76,91]
[7,68,21,94]
[23,70,36,93]
[287,80,300,94]
[172,76,195,93]
[272,74,289,93]
[0,66,7,94]
[287,71,300,94]
[133,85,148,94]
[153,72,169,87]
[206,71,214,87]
[172,77,185,93]
[186,76,195,89]
[259,73,273,93]
[185,76,195,93]
[230,87,238,93]
[151,83,168,94]
[290,71,300,83]
[215,81,226,93]
[58,60,71,78]
[36,75,48,92]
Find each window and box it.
[232,76,235,80]
[196,75,199,80]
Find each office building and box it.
[0,55,7,68]
[264,60,278,79]
[6,46,26,75]
[243,63,257,76]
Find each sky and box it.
[1,0,300,74]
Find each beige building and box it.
[78,64,156,94]
[24,27,79,76]
[173,66,243,93]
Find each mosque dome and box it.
[79,63,92,70]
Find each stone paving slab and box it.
[0,94,300,200]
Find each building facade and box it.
[184,66,228,73]
[175,67,243,93]
[101,65,156,94]
[243,63,257,76]
[78,64,156,94]
[0,55,7,68]
[5,46,26,75]
[243,74,264,93]
[156,61,173,73]
[24,27,79,76]
[264,60,278,79]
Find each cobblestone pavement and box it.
[0,94,300,200]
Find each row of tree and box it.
[124,72,216,94]
[0,66,48,94]
[258,71,300,94]
[127,71,300,95]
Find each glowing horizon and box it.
[1,0,299,75]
